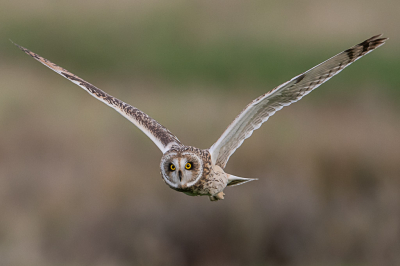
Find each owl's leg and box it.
[209,192,225,201]
[215,191,225,200]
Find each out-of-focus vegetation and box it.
[0,0,399,265]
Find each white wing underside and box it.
[14,42,182,153]
[209,34,387,168]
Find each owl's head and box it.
[160,147,205,189]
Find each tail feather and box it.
[227,174,258,187]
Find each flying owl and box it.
[14,34,386,201]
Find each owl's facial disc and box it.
[160,151,203,189]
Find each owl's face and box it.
[160,149,203,189]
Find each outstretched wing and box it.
[14,42,182,153]
[209,34,387,168]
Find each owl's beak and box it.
[178,170,188,188]
[178,170,182,182]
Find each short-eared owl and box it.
[14,35,386,201]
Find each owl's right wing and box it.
[14,43,182,153]
[209,34,387,168]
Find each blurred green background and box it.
[1,0,399,265]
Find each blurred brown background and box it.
[1,0,400,265]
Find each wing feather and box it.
[14,42,182,153]
[209,34,387,168]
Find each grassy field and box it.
[1,1,400,265]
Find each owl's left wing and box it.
[209,34,387,168]
[14,43,182,153]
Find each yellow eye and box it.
[170,164,176,171]
[185,162,192,170]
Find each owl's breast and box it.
[182,164,228,196]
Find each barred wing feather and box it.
[14,42,182,153]
[209,34,387,168]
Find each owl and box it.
[14,34,386,201]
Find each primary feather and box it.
[209,34,387,168]
[13,42,182,153]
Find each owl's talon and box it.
[14,35,388,203]
[209,192,225,201]
[216,191,225,200]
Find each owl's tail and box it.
[226,174,258,187]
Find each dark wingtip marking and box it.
[366,34,388,44]
[359,34,387,53]
[361,39,370,53]
[294,73,306,84]
[344,47,355,61]
[344,34,387,61]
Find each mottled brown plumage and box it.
[14,35,387,201]
[13,42,182,153]
[209,34,387,169]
